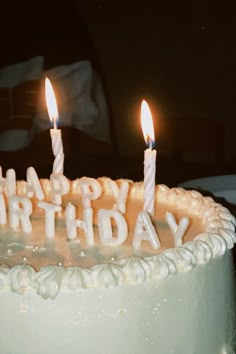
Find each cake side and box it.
[0,251,235,354]
[0,179,235,354]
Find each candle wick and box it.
[147,136,153,150]
[53,117,57,130]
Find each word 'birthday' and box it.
[0,167,189,250]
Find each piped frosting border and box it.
[0,182,235,299]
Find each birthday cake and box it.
[0,170,235,354]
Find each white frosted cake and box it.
[0,172,235,354]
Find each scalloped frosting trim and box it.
[0,182,235,299]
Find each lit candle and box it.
[45,77,64,174]
[141,100,156,216]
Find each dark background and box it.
[73,0,236,185]
[0,0,235,261]
[0,0,236,186]
[75,0,236,158]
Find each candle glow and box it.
[45,77,64,174]
[141,99,155,149]
[45,77,59,129]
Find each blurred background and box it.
[0,0,235,186]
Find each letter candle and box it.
[141,100,156,216]
[165,211,189,247]
[45,77,64,174]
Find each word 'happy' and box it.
[0,167,189,250]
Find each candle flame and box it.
[141,99,155,148]
[45,77,59,129]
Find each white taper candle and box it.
[143,148,156,216]
[45,77,64,174]
[141,99,156,216]
[50,129,64,174]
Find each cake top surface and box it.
[0,176,235,299]
[0,179,204,269]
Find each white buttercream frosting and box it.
[163,247,196,272]
[9,264,36,294]
[0,264,9,290]
[62,266,92,290]
[0,178,235,354]
[0,180,235,299]
[118,256,152,284]
[34,265,64,299]
[91,263,124,288]
[144,253,177,279]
